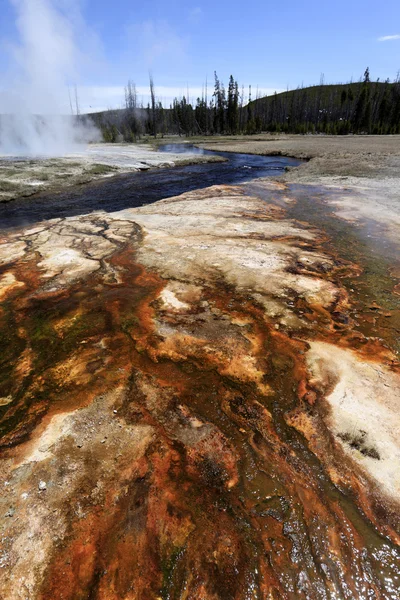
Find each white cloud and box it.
[124,20,189,69]
[378,34,400,41]
[189,7,203,24]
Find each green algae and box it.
[160,546,186,600]
[85,164,118,176]
[0,303,26,398]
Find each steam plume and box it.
[0,0,100,156]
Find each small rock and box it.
[113,410,118,414]
[38,481,47,491]
[369,302,382,310]
[5,507,15,518]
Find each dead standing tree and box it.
[149,74,157,138]
[124,80,141,141]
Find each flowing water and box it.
[0,144,301,230]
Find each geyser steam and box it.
[0,0,100,156]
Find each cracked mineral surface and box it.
[0,178,399,599]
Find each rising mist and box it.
[0,0,100,156]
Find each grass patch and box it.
[35,172,50,181]
[0,168,21,178]
[63,161,82,168]
[0,180,22,192]
[175,155,226,166]
[85,163,118,176]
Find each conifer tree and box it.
[213,72,226,133]
[227,75,239,134]
[352,67,371,132]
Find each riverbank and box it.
[199,134,400,244]
[198,133,400,179]
[0,142,224,203]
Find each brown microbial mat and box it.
[0,181,399,599]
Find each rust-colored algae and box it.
[0,183,399,599]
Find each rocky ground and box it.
[0,137,400,599]
[0,143,224,203]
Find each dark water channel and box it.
[0,144,301,231]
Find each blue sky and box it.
[1,0,400,112]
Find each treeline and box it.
[90,68,400,140]
[251,69,400,135]
[90,73,244,140]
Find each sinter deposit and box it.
[0,177,399,598]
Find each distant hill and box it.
[247,81,400,134]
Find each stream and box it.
[0,144,301,230]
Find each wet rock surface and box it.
[0,181,399,599]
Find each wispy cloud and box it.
[189,7,203,24]
[378,34,400,42]
[125,19,189,69]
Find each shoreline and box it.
[199,134,400,247]
[0,142,225,204]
